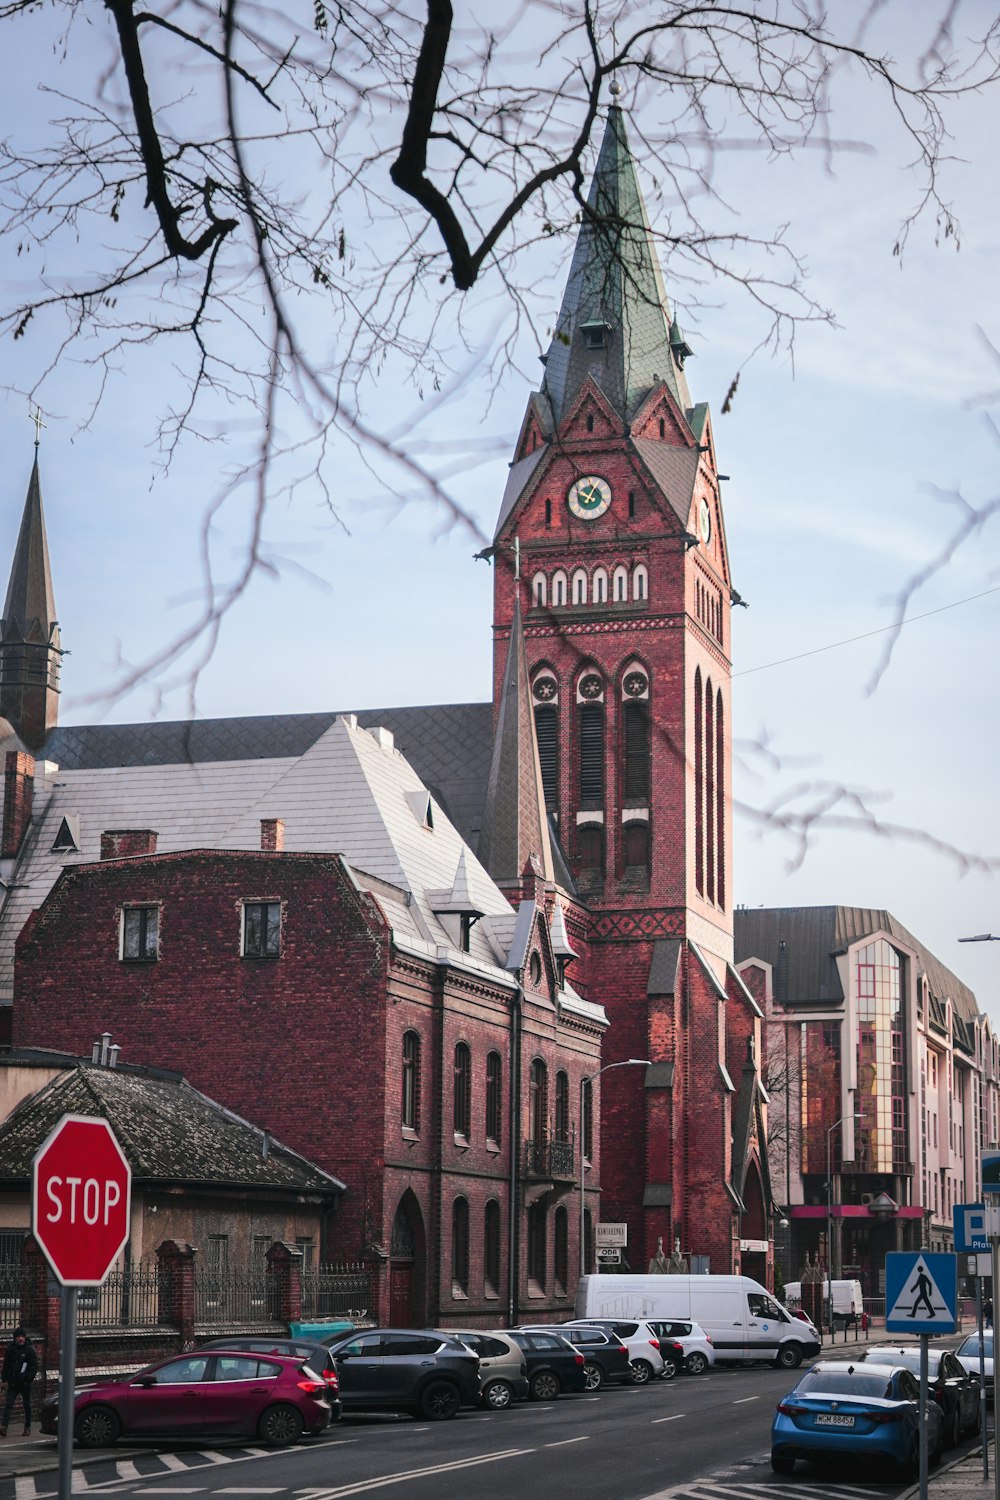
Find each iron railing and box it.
[194,1270,279,1325]
[523,1135,576,1180]
[301,1263,372,1321]
[77,1265,164,1327]
[0,1263,28,1323]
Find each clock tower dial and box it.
[567,475,612,520]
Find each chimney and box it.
[100,829,158,860]
[2,751,34,858]
[260,818,284,852]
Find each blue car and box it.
[771,1359,944,1478]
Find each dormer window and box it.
[581,320,611,350]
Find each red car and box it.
[39,1350,332,1448]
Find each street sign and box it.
[596,1222,627,1247]
[955,1203,990,1253]
[32,1113,132,1286]
[885,1252,958,1334]
[595,1247,621,1264]
[982,1151,1000,1194]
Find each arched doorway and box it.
[389,1192,426,1327]
[739,1159,769,1285]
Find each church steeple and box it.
[0,445,62,749]
[478,595,553,886]
[541,105,692,425]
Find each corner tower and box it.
[0,444,62,750]
[491,105,770,1282]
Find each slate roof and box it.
[2,456,57,636]
[632,439,701,530]
[494,448,548,542]
[734,906,981,1025]
[0,1061,343,1192]
[540,107,692,425]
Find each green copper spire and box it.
[542,107,692,424]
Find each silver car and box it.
[442,1329,529,1410]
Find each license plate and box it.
[815,1414,855,1428]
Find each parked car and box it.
[520,1324,630,1391]
[40,1350,332,1448]
[954,1333,994,1389]
[198,1336,341,1417]
[858,1345,980,1447]
[324,1328,479,1419]
[771,1358,944,1478]
[645,1319,716,1376]
[563,1319,666,1384]
[506,1328,588,1400]
[437,1330,528,1410]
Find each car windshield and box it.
[959,1337,993,1359]
[795,1369,896,1399]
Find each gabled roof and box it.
[0,1061,343,1193]
[734,905,981,1025]
[540,107,692,424]
[494,447,548,540]
[631,439,701,530]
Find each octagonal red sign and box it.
[32,1114,132,1286]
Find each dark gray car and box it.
[326,1328,480,1420]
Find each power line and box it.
[733,585,1000,678]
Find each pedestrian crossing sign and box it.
[885,1252,958,1333]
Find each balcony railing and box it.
[524,1134,576,1181]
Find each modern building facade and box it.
[736,906,1000,1296]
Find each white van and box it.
[784,1279,863,1329]
[575,1274,821,1368]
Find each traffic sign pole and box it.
[919,1335,928,1500]
[57,1289,77,1500]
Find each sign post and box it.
[32,1115,131,1500]
[886,1252,958,1500]
[954,1203,990,1479]
[983,1152,1000,1500]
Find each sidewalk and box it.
[903,1440,995,1500]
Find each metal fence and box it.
[0,1262,28,1325]
[75,1265,165,1327]
[301,1264,373,1321]
[194,1270,279,1325]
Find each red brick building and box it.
[0,104,775,1314]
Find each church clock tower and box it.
[488,104,772,1281]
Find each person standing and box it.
[1,1327,38,1437]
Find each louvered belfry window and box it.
[535,705,559,809]
[623,700,650,803]
[578,703,604,807]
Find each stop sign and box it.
[32,1114,132,1286]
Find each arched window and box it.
[529,1058,548,1144]
[612,566,628,602]
[532,571,547,608]
[694,667,704,897]
[577,674,605,809]
[453,1041,471,1138]
[623,697,650,804]
[633,563,648,601]
[554,1206,569,1292]
[578,823,604,873]
[716,687,726,911]
[534,703,559,809]
[623,819,651,871]
[402,1031,420,1130]
[451,1197,469,1295]
[527,1200,547,1287]
[484,1200,501,1295]
[486,1051,502,1145]
[554,1071,570,1143]
[572,569,588,605]
[552,570,567,606]
[593,568,608,603]
[705,676,716,904]
[582,1076,594,1160]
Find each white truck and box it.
[575,1273,821,1368]
[784,1278,864,1329]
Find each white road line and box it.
[156,1456,192,1472]
[136,1490,207,1495]
[196,1455,231,1466]
[14,1479,37,1500]
[544,1437,590,1448]
[302,1446,535,1500]
[111,1465,143,1483]
[214,1489,284,1494]
[732,1397,758,1404]
[651,1414,685,1423]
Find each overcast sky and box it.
[1,3,998,1017]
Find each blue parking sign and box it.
[954,1203,990,1253]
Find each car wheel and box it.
[685,1352,709,1376]
[74,1406,121,1449]
[419,1380,461,1420]
[659,1354,679,1380]
[482,1379,513,1411]
[775,1344,803,1370]
[258,1403,305,1447]
[529,1369,561,1401]
[630,1359,654,1386]
[771,1451,795,1475]
[582,1361,603,1392]
[945,1406,961,1448]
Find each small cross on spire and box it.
[30,407,46,449]
[513,534,521,582]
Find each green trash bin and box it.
[289,1320,355,1340]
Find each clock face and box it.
[698,498,712,545]
[567,475,612,520]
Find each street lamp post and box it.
[579,1059,651,1278]
[826,1112,862,1335]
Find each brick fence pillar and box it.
[156,1240,198,1346]
[266,1242,303,1327]
[20,1237,58,1389]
